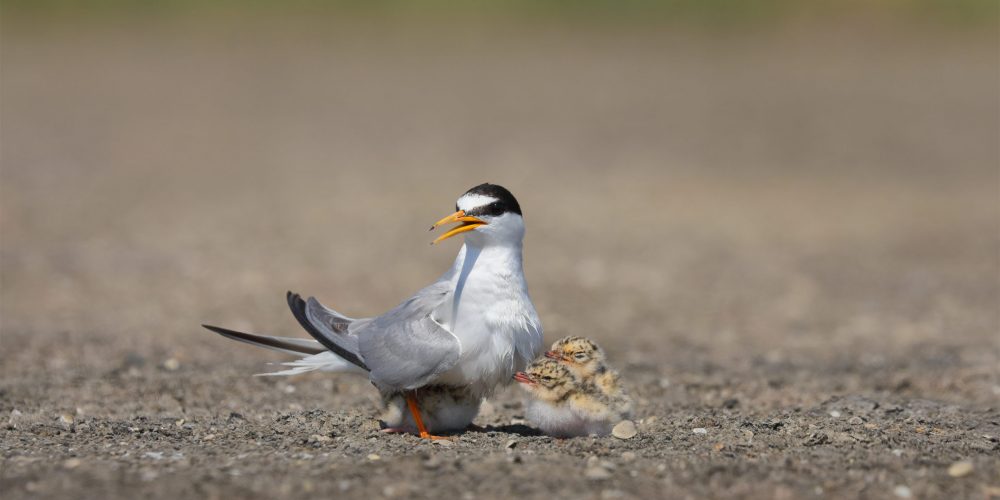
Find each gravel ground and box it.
[2,15,998,500]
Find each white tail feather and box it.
[255,351,369,377]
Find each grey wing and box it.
[353,281,461,391]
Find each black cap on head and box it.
[457,183,522,217]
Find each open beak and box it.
[513,372,535,385]
[544,351,567,362]
[429,210,486,244]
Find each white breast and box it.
[434,243,543,395]
[525,399,593,438]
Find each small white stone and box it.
[829,411,841,418]
[367,454,381,461]
[163,358,180,371]
[947,460,974,478]
[692,428,708,435]
[893,485,912,498]
[612,420,638,439]
[892,449,904,457]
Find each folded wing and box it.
[287,285,462,391]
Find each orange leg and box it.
[405,392,452,440]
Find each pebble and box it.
[947,460,973,478]
[504,439,517,450]
[612,420,638,439]
[829,411,841,418]
[163,358,180,371]
[62,458,82,469]
[621,451,637,462]
[432,439,454,447]
[367,454,381,461]
[692,428,708,435]
[585,466,613,480]
[848,416,864,425]
[60,413,74,426]
[893,485,912,498]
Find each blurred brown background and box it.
[2,2,998,499]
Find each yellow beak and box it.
[429,210,486,244]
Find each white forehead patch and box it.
[457,193,498,212]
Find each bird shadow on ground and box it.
[465,423,544,437]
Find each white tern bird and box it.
[203,183,543,439]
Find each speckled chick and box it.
[514,358,623,437]
[545,336,632,418]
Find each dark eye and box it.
[574,353,588,360]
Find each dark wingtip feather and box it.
[202,324,228,335]
[201,323,325,355]
[286,291,368,371]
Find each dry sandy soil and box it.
[2,14,998,500]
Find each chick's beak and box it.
[544,351,566,361]
[429,210,486,244]
[513,372,535,385]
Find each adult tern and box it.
[203,183,543,439]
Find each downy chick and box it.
[545,336,632,418]
[514,358,623,437]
